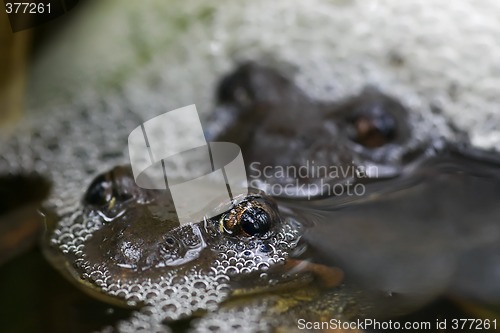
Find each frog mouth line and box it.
[227,258,344,298]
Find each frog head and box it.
[43,165,304,324]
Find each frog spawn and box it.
[48,181,302,332]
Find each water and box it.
[283,146,500,313]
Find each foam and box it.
[27,0,500,151]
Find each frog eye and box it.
[338,88,408,149]
[220,196,277,237]
[84,174,113,206]
[239,207,271,236]
[83,166,136,207]
[350,112,396,148]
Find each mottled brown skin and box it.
[69,166,294,282]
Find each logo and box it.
[128,105,248,225]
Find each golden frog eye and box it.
[219,196,276,237]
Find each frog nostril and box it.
[164,237,176,246]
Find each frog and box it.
[1,62,379,332]
[2,62,500,332]
[204,62,447,198]
[42,164,306,332]
[205,63,500,312]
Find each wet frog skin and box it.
[44,165,303,332]
[1,62,499,332]
[206,63,449,198]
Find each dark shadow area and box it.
[0,247,132,333]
